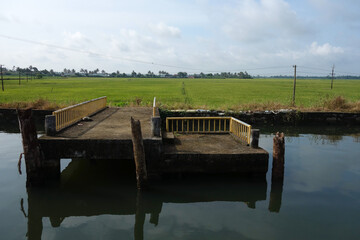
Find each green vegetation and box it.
[0,77,359,111]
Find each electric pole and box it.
[292,65,297,106]
[1,64,4,91]
[331,65,335,89]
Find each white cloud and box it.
[309,42,344,56]
[63,31,91,48]
[221,0,310,42]
[149,22,181,38]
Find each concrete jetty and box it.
[37,107,268,178]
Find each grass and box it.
[0,77,359,112]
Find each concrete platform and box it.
[162,134,269,174]
[42,107,154,140]
[39,107,162,162]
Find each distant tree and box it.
[131,70,137,77]
[177,72,188,78]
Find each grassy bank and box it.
[0,77,359,111]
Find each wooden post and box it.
[269,132,285,212]
[131,117,148,189]
[292,65,297,106]
[1,64,4,91]
[251,129,260,148]
[272,132,285,180]
[17,108,44,186]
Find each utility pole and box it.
[1,64,4,91]
[19,69,21,85]
[292,65,297,106]
[331,65,335,89]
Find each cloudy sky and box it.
[0,0,359,76]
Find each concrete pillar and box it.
[151,116,161,137]
[251,129,260,148]
[45,115,56,136]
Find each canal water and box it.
[0,124,359,240]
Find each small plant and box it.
[134,97,142,106]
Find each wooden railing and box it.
[229,117,252,145]
[53,96,107,131]
[165,117,251,144]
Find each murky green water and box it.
[0,126,359,240]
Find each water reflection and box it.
[258,125,360,145]
[24,159,269,240]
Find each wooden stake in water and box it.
[17,108,43,186]
[272,132,285,180]
[131,117,148,189]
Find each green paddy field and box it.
[0,77,359,111]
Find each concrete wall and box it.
[160,109,360,126]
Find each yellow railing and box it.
[229,117,252,145]
[53,96,107,131]
[165,117,251,144]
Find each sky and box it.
[0,0,360,76]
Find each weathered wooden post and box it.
[17,108,44,186]
[131,117,148,189]
[269,132,285,212]
[272,132,285,180]
[251,129,260,148]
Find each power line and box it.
[0,34,206,71]
[0,34,300,74]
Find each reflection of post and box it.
[17,108,43,186]
[134,190,146,240]
[27,189,43,240]
[269,132,285,212]
[269,178,284,212]
[131,117,148,189]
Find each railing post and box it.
[153,97,156,117]
[45,115,56,136]
[151,116,161,137]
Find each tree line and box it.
[1,65,253,79]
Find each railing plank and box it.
[53,96,107,132]
[165,116,251,144]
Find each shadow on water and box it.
[23,158,276,240]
